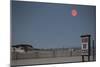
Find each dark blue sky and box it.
[12,1,96,48]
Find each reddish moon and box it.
[71,9,78,16]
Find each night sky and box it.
[11,1,96,48]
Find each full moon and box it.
[71,9,78,16]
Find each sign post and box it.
[92,40,95,61]
[80,35,91,62]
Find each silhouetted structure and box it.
[12,44,33,52]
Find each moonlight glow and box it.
[71,9,78,16]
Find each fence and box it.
[11,48,82,60]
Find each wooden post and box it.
[88,35,91,61]
[88,55,90,61]
[53,49,56,57]
[82,55,84,62]
[92,40,95,61]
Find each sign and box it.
[81,37,88,50]
[80,35,91,56]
